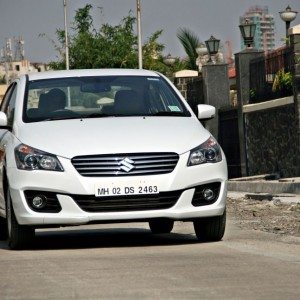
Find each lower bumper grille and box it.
[71,191,182,213]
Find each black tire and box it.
[0,216,8,240]
[6,188,34,250]
[149,219,174,234]
[193,210,226,242]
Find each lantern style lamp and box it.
[163,54,176,66]
[205,35,220,63]
[279,5,298,45]
[239,19,256,49]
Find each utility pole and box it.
[63,0,71,107]
[136,0,143,69]
[63,0,70,70]
[1,38,13,85]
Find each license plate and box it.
[95,182,159,197]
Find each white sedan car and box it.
[0,69,227,249]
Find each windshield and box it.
[23,75,191,123]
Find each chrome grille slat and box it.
[77,169,174,176]
[76,166,119,171]
[73,162,120,166]
[73,154,178,161]
[76,164,175,171]
[71,152,179,177]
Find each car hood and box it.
[17,117,210,158]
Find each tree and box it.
[177,28,200,70]
[48,5,138,70]
[47,4,183,76]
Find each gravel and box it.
[227,194,300,237]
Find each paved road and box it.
[0,220,299,300]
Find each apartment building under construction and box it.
[240,6,275,52]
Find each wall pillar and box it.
[289,25,300,176]
[235,50,264,176]
[202,63,230,139]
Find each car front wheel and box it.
[6,188,34,250]
[193,210,226,242]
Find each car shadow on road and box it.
[0,227,200,251]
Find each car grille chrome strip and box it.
[71,152,179,177]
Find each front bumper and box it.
[7,152,227,226]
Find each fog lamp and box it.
[32,195,47,209]
[202,189,215,201]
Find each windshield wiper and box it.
[43,113,112,121]
[44,116,83,121]
[82,113,116,119]
[152,111,186,116]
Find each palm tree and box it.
[177,28,200,70]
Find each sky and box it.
[0,0,300,63]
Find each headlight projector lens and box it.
[24,155,39,168]
[205,148,217,161]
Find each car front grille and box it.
[71,191,182,212]
[71,152,179,177]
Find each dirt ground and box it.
[227,195,300,237]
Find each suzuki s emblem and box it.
[119,157,135,172]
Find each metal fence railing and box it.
[249,47,294,103]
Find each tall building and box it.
[240,6,275,52]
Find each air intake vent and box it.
[71,191,181,212]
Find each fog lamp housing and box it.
[24,191,62,213]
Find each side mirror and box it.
[0,112,8,127]
[197,104,215,120]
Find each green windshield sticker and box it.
[147,78,160,81]
[168,105,181,112]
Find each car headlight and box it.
[15,144,64,171]
[188,136,222,166]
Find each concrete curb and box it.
[228,181,300,194]
[227,191,300,205]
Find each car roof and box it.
[27,69,160,81]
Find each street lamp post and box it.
[235,19,263,176]
[205,35,220,63]
[63,0,70,70]
[239,19,256,50]
[279,5,298,46]
[137,0,143,69]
